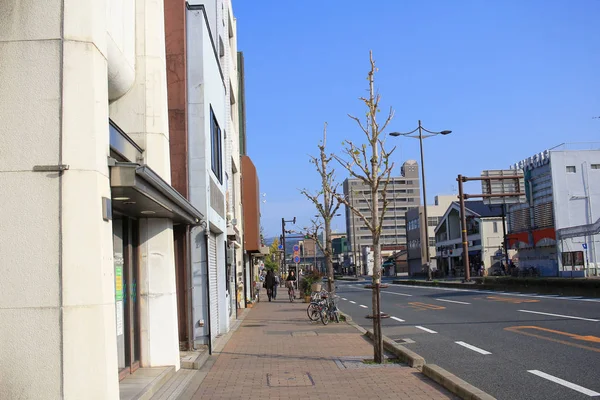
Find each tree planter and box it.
[304,295,311,303]
[364,284,389,289]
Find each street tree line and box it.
[300,51,396,363]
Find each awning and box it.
[110,162,204,225]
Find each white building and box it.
[507,145,600,277]
[406,195,456,276]
[1,0,203,398]
[434,201,504,277]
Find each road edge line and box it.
[339,311,496,400]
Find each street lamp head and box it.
[440,130,452,135]
[389,132,401,137]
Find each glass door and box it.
[114,216,141,380]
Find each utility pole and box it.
[456,173,524,282]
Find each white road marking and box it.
[349,301,356,304]
[341,297,347,300]
[390,316,405,322]
[528,370,600,397]
[353,287,412,296]
[360,304,368,308]
[455,341,492,355]
[402,338,415,344]
[382,290,412,297]
[435,298,471,305]
[518,309,599,322]
[415,326,437,334]
[389,283,600,303]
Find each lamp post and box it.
[390,120,452,281]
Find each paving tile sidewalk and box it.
[183,293,457,400]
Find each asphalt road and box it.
[335,280,600,400]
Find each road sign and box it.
[278,244,283,250]
[583,243,588,250]
[293,244,300,252]
[480,170,526,206]
[293,255,300,263]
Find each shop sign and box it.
[115,261,124,302]
[115,301,124,336]
[510,149,550,171]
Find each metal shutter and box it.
[208,234,219,337]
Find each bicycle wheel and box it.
[289,289,294,302]
[320,308,329,325]
[307,303,321,321]
[334,310,340,323]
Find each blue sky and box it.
[233,0,600,238]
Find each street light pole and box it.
[390,121,452,281]
[417,120,433,281]
[281,216,296,283]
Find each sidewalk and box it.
[181,292,457,400]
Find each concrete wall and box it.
[0,0,119,398]
[551,150,600,274]
[186,2,229,341]
[109,0,180,370]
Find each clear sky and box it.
[233,0,600,238]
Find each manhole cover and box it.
[291,331,318,337]
[267,372,315,387]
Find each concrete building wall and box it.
[109,0,180,369]
[551,150,600,275]
[0,1,118,398]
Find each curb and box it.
[364,330,424,369]
[340,311,496,400]
[423,364,496,400]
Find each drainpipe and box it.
[203,222,212,355]
[186,225,194,351]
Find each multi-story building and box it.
[343,160,420,275]
[406,195,455,276]
[165,0,252,353]
[1,1,258,398]
[0,0,207,397]
[434,201,504,277]
[507,145,600,277]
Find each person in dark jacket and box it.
[265,270,276,301]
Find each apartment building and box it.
[406,195,455,276]
[343,160,420,275]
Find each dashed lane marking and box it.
[435,298,470,305]
[415,326,437,334]
[518,309,599,322]
[390,316,405,322]
[455,341,492,355]
[528,370,600,397]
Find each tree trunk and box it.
[372,238,383,363]
[325,218,335,293]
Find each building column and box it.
[109,0,179,368]
[0,0,118,399]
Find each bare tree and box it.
[300,123,343,293]
[332,51,395,363]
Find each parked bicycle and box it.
[307,290,340,325]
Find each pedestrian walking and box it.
[265,269,276,302]
[273,273,279,300]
